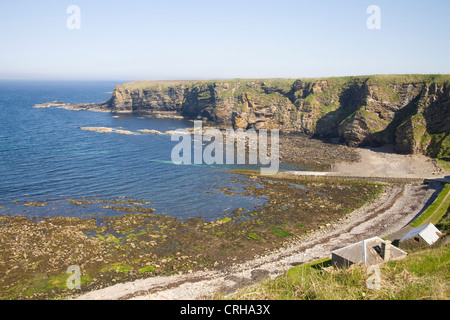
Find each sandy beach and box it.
[331,145,445,179]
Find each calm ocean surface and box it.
[0,81,297,220]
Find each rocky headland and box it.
[61,74,450,159]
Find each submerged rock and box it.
[33,101,66,108]
[80,127,140,135]
[80,127,114,134]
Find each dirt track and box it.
[74,180,441,300]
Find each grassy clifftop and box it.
[119,74,450,90]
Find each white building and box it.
[400,223,443,247]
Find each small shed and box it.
[399,223,443,248]
[331,237,407,268]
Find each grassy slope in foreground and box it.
[228,245,449,300]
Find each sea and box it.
[0,80,298,221]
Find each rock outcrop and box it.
[75,75,450,158]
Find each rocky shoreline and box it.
[72,114,361,170]
[0,171,387,299]
[278,133,360,170]
[72,178,441,300]
[34,74,450,160]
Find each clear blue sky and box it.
[1,0,449,81]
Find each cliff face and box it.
[97,75,450,158]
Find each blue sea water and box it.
[0,81,295,220]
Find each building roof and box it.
[400,223,443,245]
[331,236,407,265]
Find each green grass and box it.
[436,206,450,234]
[365,74,450,86]
[117,75,450,92]
[410,183,450,227]
[432,133,450,158]
[438,159,450,170]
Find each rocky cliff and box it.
[85,75,450,158]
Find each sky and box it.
[0,0,449,81]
